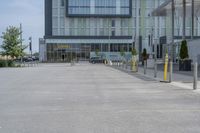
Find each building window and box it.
[112,30,115,36]
[112,20,115,27]
[60,0,64,7]
[53,17,58,28]
[67,0,130,16]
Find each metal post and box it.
[126,58,128,70]
[183,0,186,39]
[29,37,32,59]
[191,0,194,39]
[154,39,157,78]
[108,25,111,52]
[169,60,173,82]
[144,60,147,75]
[193,62,198,90]
[71,48,72,66]
[20,23,23,63]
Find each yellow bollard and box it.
[131,60,137,72]
[164,53,168,81]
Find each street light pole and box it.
[154,39,157,78]
[29,37,32,58]
[169,0,175,83]
[20,23,23,63]
[183,0,186,40]
[108,23,111,52]
[191,0,194,39]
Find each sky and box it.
[0,0,44,53]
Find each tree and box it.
[131,48,137,56]
[179,40,189,60]
[1,26,26,58]
[120,49,125,57]
[95,49,100,56]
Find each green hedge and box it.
[0,60,15,67]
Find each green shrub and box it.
[0,60,7,67]
[120,49,125,57]
[95,49,100,56]
[180,40,189,60]
[0,60,15,67]
[7,60,15,67]
[131,48,137,56]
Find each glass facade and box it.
[65,18,133,36]
[46,43,132,62]
[44,0,200,62]
[67,0,131,16]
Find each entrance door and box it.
[62,54,65,61]
[79,44,91,61]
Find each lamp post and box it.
[154,39,158,78]
[191,0,194,39]
[169,0,175,83]
[29,37,32,58]
[149,13,154,59]
[20,23,23,63]
[183,0,186,40]
[108,23,111,52]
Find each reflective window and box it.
[60,0,64,7]
[67,0,131,16]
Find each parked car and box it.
[15,57,34,62]
[89,57,104,64]
[23,57,33,62]
[32,56,39,61]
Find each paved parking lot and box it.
[0,63,200,133]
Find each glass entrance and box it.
[46,43,132,62]
[79,44,91,61]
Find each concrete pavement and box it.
[0,63,200,133]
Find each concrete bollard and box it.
[154,61,157,78]
[169,60,173,83]
[193,62,198,90]
[144,60,147,75]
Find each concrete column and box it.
[135,0,140,53]
[169,0,175,83]
[193,62,198,90]
[191,0,194,39]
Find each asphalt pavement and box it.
[0,63,200,133]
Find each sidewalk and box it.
[110,63,200,91]
[138,65,200,91]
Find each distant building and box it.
[40,0,181,62]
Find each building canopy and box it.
[152,0,200,17]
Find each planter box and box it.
[179,59,192,71]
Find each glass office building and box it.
[41,0,167,62]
